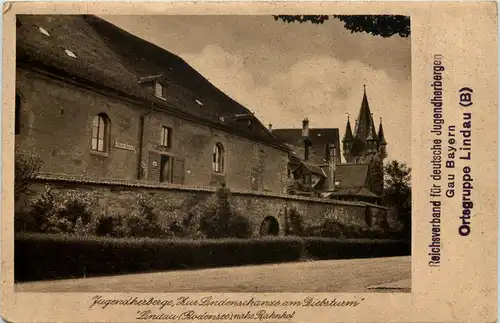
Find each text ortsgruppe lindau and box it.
[429,54,444,267]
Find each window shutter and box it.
[148,151,161,182]
[172,157,185,184]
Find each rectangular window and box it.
[161,126,171,148]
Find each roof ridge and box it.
[85,15,254,114]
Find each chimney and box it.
[268,123,273,132]
[302,118,310,138]
[302,118,310,161]
[326,143,336,191]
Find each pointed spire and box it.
[378,117,387,145]
[366,113,377,141]
[354,84,375,142]
[342,116,354,142]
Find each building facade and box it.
[15,15,289,194]
[273,87,388,203]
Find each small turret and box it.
[342,116,354,159]
[378,117,387,158]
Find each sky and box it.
[101,15,411,165]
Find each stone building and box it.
[273,86,388,203]
[15,15,290,194]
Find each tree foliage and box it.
[383,160,411,239]
[273,15,410,38]
[17,188,97,234]
[368,153,385,196]
[123,193,165,238]
[15,149,42,202]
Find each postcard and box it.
[1,1,497,322]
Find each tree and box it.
[273,15,410,38]
[368,153,384,196]
[383,160,411,239]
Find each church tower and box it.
[343,85,387,164]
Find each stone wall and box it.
[16,69,288,194]
[20,175,390,237]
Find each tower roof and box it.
[342,116,354,142]
[354,85,378,143]
[378,117,387,145]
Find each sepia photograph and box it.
[13,13,412,293]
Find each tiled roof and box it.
[272,128,342,163]
[331,187,379,198]
[299,162,326,177]
[334,163,370,189]
[16,15,288,151]
[286,144,327,165]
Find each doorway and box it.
[160,155,172,182]
[260,216,280,236]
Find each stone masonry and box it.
[23,175,389,237]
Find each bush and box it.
[94,212,128,238]
[15,149,42,202]
[320,219,345,238]
[122,194,166,238]
[44,190,97,234]
[198,185,252,239]
[200,211,252,239]
[15,186,54,233]
[285,208,304,236]
[14,234,410,282]
[17,188,98,234]
[14,234,306,281]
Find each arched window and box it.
[15,93,21,135]
[91,113,109,152]
[213,143,224,173]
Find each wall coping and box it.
[34,173,388,209]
